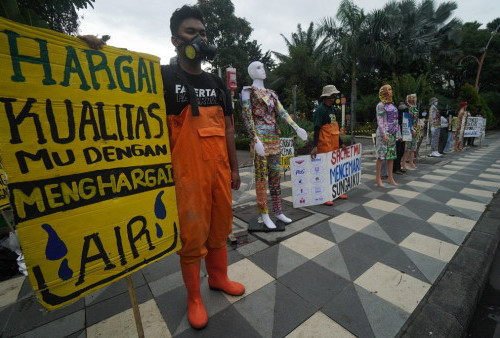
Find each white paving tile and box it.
[422,174,447,181]
[446,198,486,212]
[285,311,355,338]
[400,233,458,262]
[281,180,292,188]
[0,276,25,308]
[281,232,335,260]
[491,164,500,168]
[226,258,275,303]
[486,168,500,174]
[444,164,465,170]
[355,262,430,313]
[460,187,494,198]
[329,213,374,232]
[363,199,400,212]
[427,212,476,232]
[86,299,170,338]
[479,173,500,181]
[433,169,457,175]
[470,179,500,190]
[362,173,376,181]
[407,181,435,189]
[388,189,420,199]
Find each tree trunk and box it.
[350,60,357,142]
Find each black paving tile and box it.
[376,214,423,244]
[337,232,396,262]
[379,246,430,284]
[323,284,375,338]
[308,221,337,244]
[273,282,317,337]
[85,271,146,306]
[2,295,84,337]
[176,305,261,338]
[85,284,152,326]
[278,261,349,308]
[142,252,180,284]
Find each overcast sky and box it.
[78,0,499,65]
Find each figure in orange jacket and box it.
[311,85,347,205]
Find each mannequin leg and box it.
[376,158,384,187]
[254,155,269,214]
[268,154,288,220]
[401,144,408,170]
[409,151,417,168]
[387,160,398,186]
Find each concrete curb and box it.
[397,192,500,337]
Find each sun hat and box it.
[320,85,340,98]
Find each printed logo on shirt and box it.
[175,85,218,106]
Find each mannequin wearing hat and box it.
[428,98,442,157]
[241,61,308,229]
[454,101,468,151]
[311,85,347,205]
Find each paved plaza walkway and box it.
[1,133,499,337]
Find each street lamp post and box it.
[473,23,500,92]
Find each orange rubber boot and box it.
[205,247,245,296]
[339,194,347,199]
[180,263,208,329]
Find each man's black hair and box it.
[170,5,206,36]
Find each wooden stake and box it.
[126,276,145,338]
[1,208,15,233]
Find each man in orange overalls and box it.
[311,85,347,205]
[162,5,244,329]
[79,5,243,329]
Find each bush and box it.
[234,137,251,150]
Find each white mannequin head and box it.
[248,61,266,81]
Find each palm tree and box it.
[381,0,462,75]
[318,0,394,130]
[272,22,330,117]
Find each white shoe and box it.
[276,213,292,224]
[434,151,443,157]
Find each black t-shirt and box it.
[161,65,233,116]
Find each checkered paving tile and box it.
[1,136,500,337]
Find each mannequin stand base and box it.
[248,217,286,232]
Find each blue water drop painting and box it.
[58,258,73,281]
[156,222,163,238]
[42,223,68,260]
[154,191,167,219]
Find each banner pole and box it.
[1,208,15,233]
[126,276,145,338]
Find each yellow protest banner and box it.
[0,17,180,310]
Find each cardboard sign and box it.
[402,112,412,142]
[280,138,294,168]
[0,17,180,310]
[290,144,362,207]
[464,116,481,137]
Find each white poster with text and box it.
[290,144,362,208]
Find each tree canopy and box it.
[0,0,95,34]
